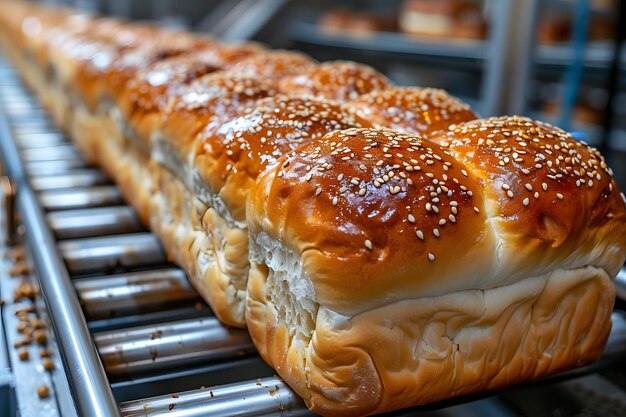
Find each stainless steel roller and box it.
[31,169,109,191]
[20,143,83,162]
[119,377,309,417]
[58,233,165,274]
[615,269,626,301]
[95,317,255,378]
[75,268,200,319]
[48,206,143,239]
[26,159,89,175]
[39,186,124,210]
[14,131,66,148]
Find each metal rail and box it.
[0,72,122,417]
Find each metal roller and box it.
[39,186,124,210]
[119,377,308,417]
[26,159,90,175]
[2,101,42,116]
[614,269,626,301]
[75,268,200,320]
[13,130,63,147]
[58,233,166,275]
[31,170,109,191]
[95,317,255,378]
[48,206,143,239]
[20,143,83,162]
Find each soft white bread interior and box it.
[246,124,626,415]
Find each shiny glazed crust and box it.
[345,87,478,136]
[278,61,391,102]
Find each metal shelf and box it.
[289,22,487,63]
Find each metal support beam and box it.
[481,0,539,116]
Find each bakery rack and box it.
[2,52,626,417]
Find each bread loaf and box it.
[246,123,624,415]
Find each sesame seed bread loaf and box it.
[278,61,392,102]
[345,87,478,136]
[246,125,626,415]
[2,2,625,415]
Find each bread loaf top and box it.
[248,121,626,315]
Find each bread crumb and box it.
[37,385,49,399]
[42,358,54,371]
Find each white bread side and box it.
[247,237,615,416]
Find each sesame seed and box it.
[534,192,539,199]
[502,184,510,190]
[449,214,456,223]
[449,201,458,207]
[438,219,446,226]
[556,193,564,200]
[432,206,439,214]
[364,240,373,250]
[507,190,514,198]
[428,253,435,262]
[332,197,338,206]
[416,230,424,240]
[542,183,547,191]
[522,198,529,206]
[315,188,322,196]
[524,183,532,191]
[408,214,416,223]
[473,206,480,213]
[390,185,401,195]
[425,203,432,212]
[433,229,440,237]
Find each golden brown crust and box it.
[118,50,224,150]
[100,33,213,104]
[429,116,626,278]
[345,87,478,136]
[72,22,164,111]
[159,71,278,166]
[227,50,317,80]
[248,128,494,314]
[278,61,391,102]
[194,96,371,222]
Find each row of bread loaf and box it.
[1,3,625,416]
